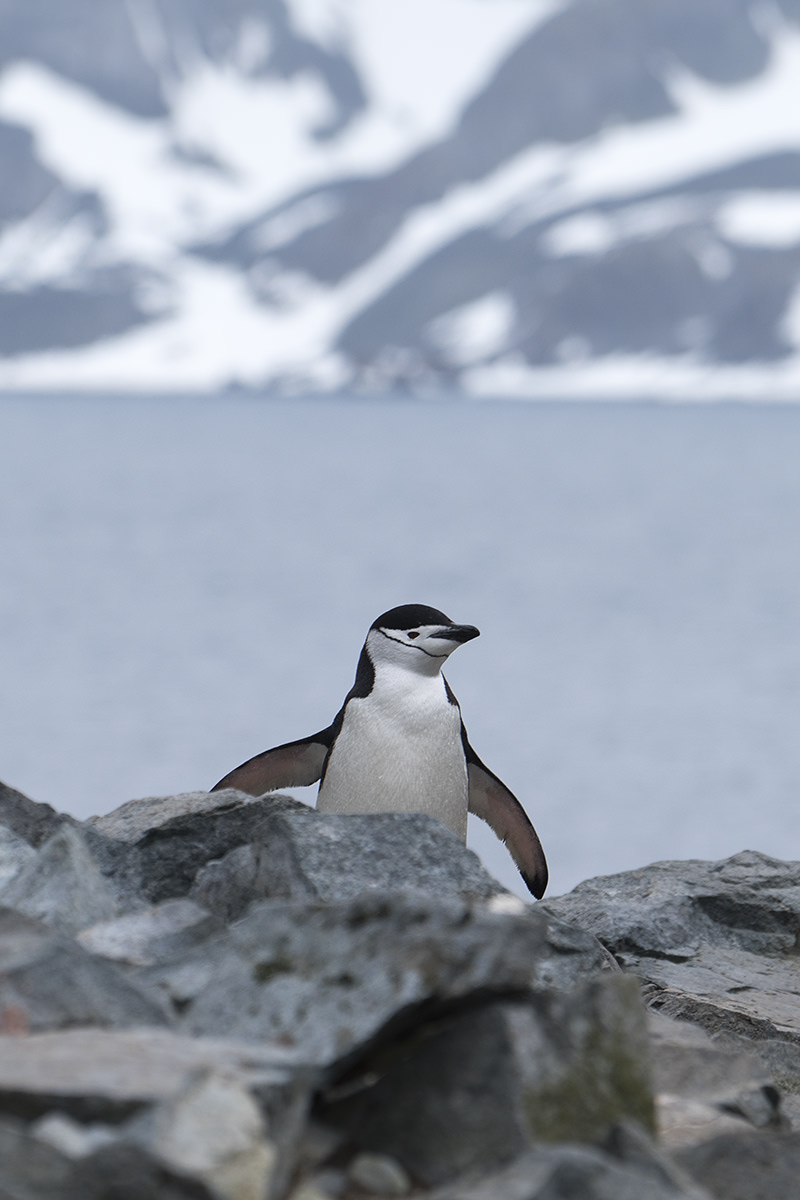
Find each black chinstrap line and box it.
[377,629,448,658]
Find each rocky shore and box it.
[1,778,799,1199]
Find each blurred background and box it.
[1,0,800,897]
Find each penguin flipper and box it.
[466,749,549,900]
[210,731,333,796]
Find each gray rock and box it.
[0,822,36,887]
[0,906,169,1033]
[0,824,117,935]
[141,1069,277,1200]
[708,1032,800,1128]
[0,779,72,847]
[0,1114,78,1200]
[191,812,504,922]
[0,1027,311,1198]
[85,790,307,845]
[675,1130,800,1200]
[0,1113,219,1200]
[321,974,653,1186]
[542,851,800,1046]
[431,1142,707,1200]
[143,891,608,1065]
[191,844,259,923]
[348,1152,410,1195]
[0,1027,303,1117]
[77,900,223,968]
[32,1111,121,1158]
[648,1012,781,1147]
[83,790,313,910]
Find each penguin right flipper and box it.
[465,744,549,900]
[210,730,333,795]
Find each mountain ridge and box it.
[1,0,799,397]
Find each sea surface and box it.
[2,394,800,899]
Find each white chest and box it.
[317,670,468,839]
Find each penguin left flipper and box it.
[466,743,549,900]
[210,729,334,796]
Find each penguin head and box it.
[366,604,480,674]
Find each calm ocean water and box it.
[2,394,800,899]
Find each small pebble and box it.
[348,1152,411,1196]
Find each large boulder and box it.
[191,811,505,921]
[319,974,653,1185]
[83,790,313,910]
[140,891,609,1066]
[541,851,800,1054]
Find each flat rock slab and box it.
[141,892,609,1067]
[191,811,505,921]
[0,907,169,1034]
[542,851,800,1047]
[0,1028,305,1121]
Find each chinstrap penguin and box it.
[212,604,548,898]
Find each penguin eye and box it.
[407,631,420,639]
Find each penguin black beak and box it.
[431,624,480,644]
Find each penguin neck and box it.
[364,629,449,681]
[370,658,447,701]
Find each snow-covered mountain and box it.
[1,0,800,397]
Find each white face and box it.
[366,622,479,674]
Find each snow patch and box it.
[172,60,339,189]
[718,192,800,247]
[542,212,615,257]
[289,0,348,49]
[543,199,703,257]
[254,194,341,252]
[429,293,516,365]
[0,199,98,289]
[462,352,800,401]
[0,62,242,262]
[289,0,564,148]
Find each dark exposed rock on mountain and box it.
[0,776,799,1197]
